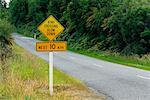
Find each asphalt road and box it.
[13,33,150,100]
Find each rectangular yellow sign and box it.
[36,41,67,52]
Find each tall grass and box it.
[0,19,15,82]
[0,44,105,100]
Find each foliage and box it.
[48,0,71,19]
[104,2,150,55]
[9,0,28,26]
[9,0,150,55]
[0,19,14,62]
[0,19,14,81]
[0,9,8,20]
[0,0,8,20]
[27,0,49,26]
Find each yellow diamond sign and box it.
[38,15,64,41]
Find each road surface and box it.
[13,33,150,100]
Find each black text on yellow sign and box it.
[38,16,64,41]
[36,42,67,52]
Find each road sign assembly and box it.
[36,15,66,96]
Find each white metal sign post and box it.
[49,52,53,96]
[37,15,66,96]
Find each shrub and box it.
[0,19,14,80]
[104,5,150,55]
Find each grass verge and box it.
[0,44,105,100]
[69,48,150,71]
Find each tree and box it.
[9,0,28,26]
[48,0,71,19]
[8,0,150,55]
[0,0,9,25]
[27,0,49,26]
[103,0,150,55]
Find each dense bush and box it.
[9,0,28,26]
[9,0,150,55]
[0,19,14,62]
[104,5,150,55]
[0,18,14,80]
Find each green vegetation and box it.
[0,2,15,81]
[69,48,150,71]
[0,19,13,60]
[9,0,150,55]
[7,0,150,70]
[0,44,105,99]
[0,3,105,99]
[0,0,13,62]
